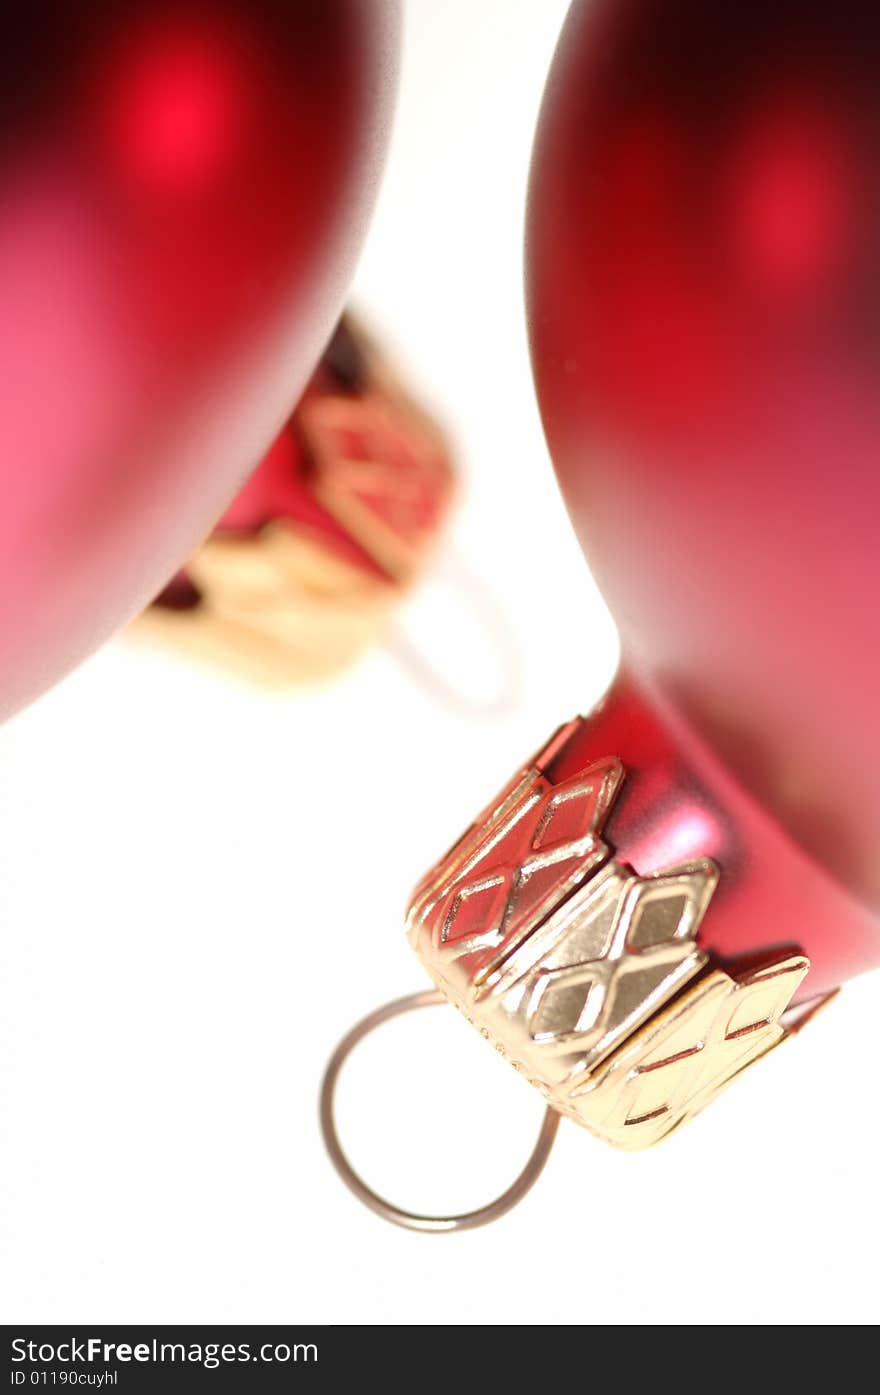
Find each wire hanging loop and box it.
[319,988,561,1233]
[388,546,524,719]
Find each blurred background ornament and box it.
[0,0,399,721]
[136,315,456,683]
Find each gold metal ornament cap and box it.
[405,713,817,1151]
[321,678,841,1230]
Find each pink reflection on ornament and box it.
[0,168,127,497]
[627,808,723,875]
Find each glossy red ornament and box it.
[0,0,398,720]
[527,0,880,996]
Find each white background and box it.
[1,0,878,1326]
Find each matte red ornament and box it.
[0,0,399,719]
[526,0,880,997]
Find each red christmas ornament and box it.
[526,0,880,1000]
[0,0,399,720]
[321,0,880,1230]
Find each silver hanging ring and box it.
[319,989,561,1233]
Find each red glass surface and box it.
[0,0,399,719]
[527,0,880,988]
[548,672,880,1000]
